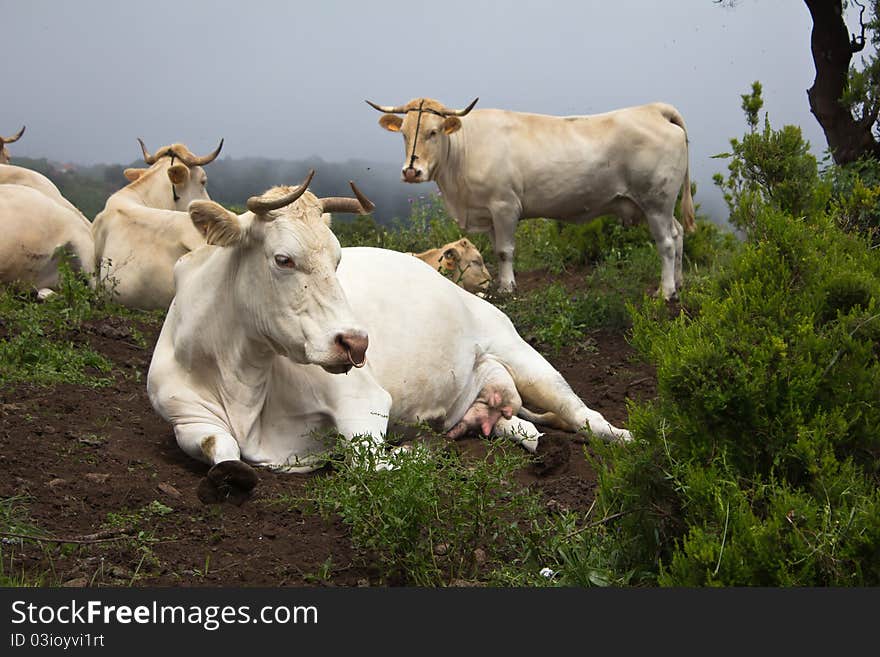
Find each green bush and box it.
[300,434,566,586]
[580,201,880,586]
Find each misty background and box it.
[1,1,865,224]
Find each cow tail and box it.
[664,105,696,233]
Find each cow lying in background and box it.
[0,126,25,164]
[91,139,222,309]
[410,237,491,294]
[147,172,631,503]
[0,183,95,297]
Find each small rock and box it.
[108,566,131,579]
[157,482,181,498]
[473,548,487,565]
[48,478,67,488]
[357,579,370,587]
[85,473,110,484]
[63,577,88,588]
[433,543,449,556]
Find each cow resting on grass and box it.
[91,139,222,309]
[367,97,695,300]
[0,183,95,297]
[409,237,491,294]
[147,172,631,503]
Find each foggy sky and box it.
[1,1,867,221]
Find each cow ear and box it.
[123,168,148,182]
[379,114,403,132]
[441,247,461,269]
[443,117,462,134]
[167,163,191,186]
[189,200,242,246]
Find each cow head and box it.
[133,138,223,210]
[437,238,492,294]
[0,126,25,164]
[366,97,478,183]
[187,171,377,374]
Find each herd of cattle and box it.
[0,97,694,501]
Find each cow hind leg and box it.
[493,416,541,453]
[646,211,679,301]
[499,344,632,443]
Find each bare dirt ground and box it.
[0,267,656,587]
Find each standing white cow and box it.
[147,172,631,503]
[91,139,222,309]
[0,126,25,164]
[367,97,695,300]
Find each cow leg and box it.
[334,385,396,471]
[493,416,541,453]
[646,212,678,301]
[497,342,632,443]
[673,218,684,292]
[173,422,258,505]
[490,204,520,293]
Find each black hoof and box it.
[197,460,259,505]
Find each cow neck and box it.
[127,162,179,211]
[177,255,275,417]
[435,125,470,225]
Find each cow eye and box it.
[274,254,295,269]
[427,129,437,138]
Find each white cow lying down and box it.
[147,173,630,503]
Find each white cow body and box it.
[0,164,91,226]
[0,183,95,292]
[148,185,630,501]
[91,141,221,310]
[372,98,695,299]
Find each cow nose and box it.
[403,167,422,182]
[336,331,368,367]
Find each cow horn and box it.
[1,126,25,144]
[365,99,408,114]
[443,97,479,117]
[247,169,315,214]
[175,138,224,167]
[320,181,376,215]
[138,138,160,164]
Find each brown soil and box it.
[0,267,656,587]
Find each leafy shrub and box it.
[301,435,565,586]
[713,81,831,229]
[581,201,880,586]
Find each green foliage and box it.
[513,217,652,274]
[825,156,880,245]
[586,199,880,586]
[499,244,662,352]
[301,434,566,586]
[0,497,53,587]
[713,82,830,227]
[0,258,154,386]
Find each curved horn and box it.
[246,169,315,214]
[443,97,479,117]
[1,126,25,144]
[320,181,376,215]
[175,138,224,167]
[137,138,160,164]
[365,99,408,114]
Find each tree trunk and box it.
[804,0,880,163]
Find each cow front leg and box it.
[489,205,519,293]
[335,385,395,470]
[174,422,258,505]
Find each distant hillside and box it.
[10,155,424,225]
